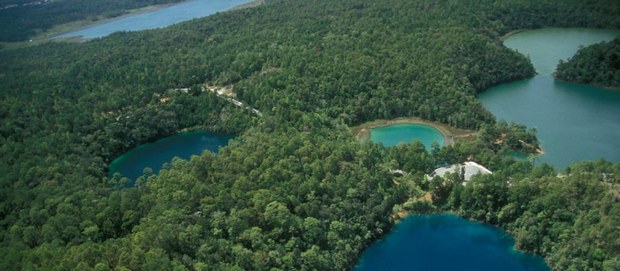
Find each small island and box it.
[555,38,620,88]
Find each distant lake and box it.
[355,214,549,271]
[478,28,620,169]
[57,0,253,39]
[370,124,444,151]
[109,131,231,185]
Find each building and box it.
[427,161,492,183]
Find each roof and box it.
[428,161,492,182]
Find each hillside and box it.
[555,38,620,87]
[1,0,620,270]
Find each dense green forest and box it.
[1,0,620,270]
[555,38,620,87]
[0,0,182,42]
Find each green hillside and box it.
[1,0,619,270]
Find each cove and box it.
[56,0,253,39]
[479,28,620,169]
[355,214,549,271]
[370,124,444,150]
[108,131,231,185]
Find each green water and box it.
[355,214,549,271]
[506,150,531,161]
[370,124,444,150]
[108,131,231,186]
[479,28,620,169]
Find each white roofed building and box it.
[427,161,492,183]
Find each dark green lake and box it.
[370,124,444,150]
[108,131,231,184]
[355,214,549,271]
[479,28,620,168]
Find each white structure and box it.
[427,161,492,182]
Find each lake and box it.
[478,28,620,169]
[108,131,231,185]
[56,0,253,39]
[370,124,445,150]
[355,214,549,271]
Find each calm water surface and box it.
[479,28,620,168]
[370,124,444,150]
[57,0,252,39]
[109,131,231,185]
[355,214,549,271]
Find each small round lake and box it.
[479,28,620,169]
[109,131,232,184]
[370,124,445,150]
[355,214,549,271]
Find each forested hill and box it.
[1,0,620,270]
[0,0,183,42]
[555,38,620,88]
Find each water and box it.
[57,0,253,39]
[479,28,620,169]
[108,131,231,184]
[505,150,531,161]
[370,124,445,151]
[355,214,549,271]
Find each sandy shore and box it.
[499,29,528,41]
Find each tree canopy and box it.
[555,38,620,88]
[1,0,619,270]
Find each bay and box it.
[479,28,620,168]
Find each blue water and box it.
[57,0,252,39]
[109,131,231,184]
[370,124,445,151]
[479,28,620,169]
[355,214,549,271]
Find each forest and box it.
[1,0,620,270]
[555,38,620,87]
[0,0,182,42]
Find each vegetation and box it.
[555,39,620,88]
[0,0,182,42]
[429,159,620,271]
[0,0,619,270]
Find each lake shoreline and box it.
[481,28,620,168]
[350,117,475,146]
[50,1,188,40]
[355,213,550,271]
[552,76,620,91]
[51,0,264,41]
[500,29,529,41]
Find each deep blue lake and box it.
[57,0,253,39]
[355,214,549,271]
[108,131,231,185]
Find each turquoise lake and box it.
[370,124,444,150]
[355,214,549,271]
[108,131,231,185]
[57,0,252,39]
[478,28,620,169]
